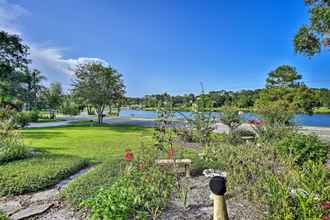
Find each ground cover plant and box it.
[84,164,175,219]
[62,159,123,207]
[0,211,9,220]
[0,154,88,196]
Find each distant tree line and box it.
[126,65,330,113]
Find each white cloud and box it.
[0,0,28,34]
[0,0,109,86]
[29,46,108,76]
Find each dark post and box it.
[209,176,229,220]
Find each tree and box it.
[43,82,63,119]
[60,94,80,116]
[72,63,125,124]
[266,65,302,88]
[23,69,46,110]
[294,0,329,57]
[0,31,30,108]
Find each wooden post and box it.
[185,163,191,177]
[209,176,229,220]
[213,194,228,220]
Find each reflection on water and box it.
[119,109,330,127]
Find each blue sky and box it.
[1,0,329,97]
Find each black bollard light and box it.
[209,176,229,220]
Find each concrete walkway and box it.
[27,116,157,128]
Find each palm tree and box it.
[23,69,46,110]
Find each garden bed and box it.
[160,175,263,219]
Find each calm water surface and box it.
[119,110,330,127]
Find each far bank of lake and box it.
[119,109,330,127]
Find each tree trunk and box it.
[116,103,121,116]
[96,105,105,124]
[109,105,112,116]
[87,106,93,115]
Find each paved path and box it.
[27,116,157,128]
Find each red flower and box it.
[322,201,330,209]
[322,215,329,220]
[124,149,134,161]
[167,147,175,159]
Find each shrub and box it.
[252,121,294,144]
[275,132,328,165]
[12,111,30,128]
[0,118,29,164]
[29,110,40,122]
[265,161,330,219]
[84,166,175,219]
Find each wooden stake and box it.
[213,194,228,220]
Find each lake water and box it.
[119,109,330,127]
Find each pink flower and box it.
[124,149,134,161]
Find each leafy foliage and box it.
[84,166,175,219]
[275,132,328,165]
[294,0,329,56]
[265,161,330,219]
[0,110,28,163]
[60,95,81,116]
[62,159,123,207]
[220,106,242,132]
[72,63,125,124]
[42,82,63,119]
[266,65,302,88]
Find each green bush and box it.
[265,161,330,219]
[0,119,29,164]
[275,132,328,165]
[28,110,40,122]
[12,111,30,128]
[84,165,175,219]
[252,122,294,144]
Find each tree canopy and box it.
[266,65,302,88]
[0,31,30,108]
[294,0,330,57]
[72,63,125,124]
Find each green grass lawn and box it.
[23,121,154,162]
